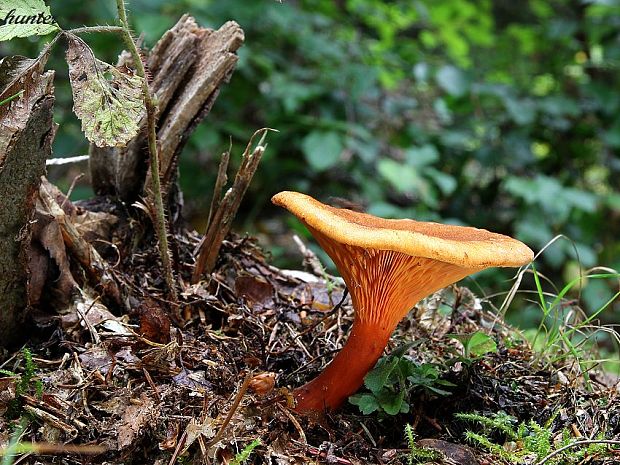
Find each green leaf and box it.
[377,388,405,415]
[423,384,453,396]
[562,187,598,213]
[606,193,620,211]
[390,341,422,359]
[364,356,399,394]
[404,144,439,167]
[378,159,421,194]
[0,0,59,41]
[503,97,536,125]
[66,36,145,148]
[435,65,469,97]
[425,168,457,196]
[451,331,497,358]
[301,131,343,171]
[348,393,380,414]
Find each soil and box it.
[0,200,619,465]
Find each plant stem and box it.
[69,26,124,35]
[114,0,177,302]
[535,439,620,465]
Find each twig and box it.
[115,0,177,302]
[0,442,106,456]
[46,155,89,166]
[192,128,275,282]
[205,372,253,448]
[69,25,124,35]
[61,173,84,208]
[270,289,349,356]
[74,292,102,344]
[143,368,161,403]
[166,429,187,465]
[534,439,620,465]
[277,404,307,445]
[207,148,230,229]
[292,234,330,278]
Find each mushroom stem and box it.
[293,318,392,413]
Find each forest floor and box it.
[0,204,619,465]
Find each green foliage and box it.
[0,348,43,418]
[0,0,59,41]
[403,423,441,465]
[455,411,519,440]
[448,331,498,361]
[3,0,620,325]
[0,418,30,465]
[349,345,455,416]
[525,267,620,380]
[456,411,616,464]
[230,439,261,465]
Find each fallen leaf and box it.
[117,393,157,449]
[235,275,274,309]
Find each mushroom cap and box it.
[272,191,533,269]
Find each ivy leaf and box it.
[348,393,380,415]
[66,36,145,148]
[0,0,59,41]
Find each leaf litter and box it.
[0,195,619,465]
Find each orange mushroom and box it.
[272,191,534,413]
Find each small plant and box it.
[403,424,441,464]
[230,439,261,465]
[0,418,30,465]
[456,411,617,464]
[448,331,498,361]
[0,0,177,299]
[349,344,455,415]
[527,264,620,386]
[0,348,43,418]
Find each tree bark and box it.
[0,70,55,347]
[89,16,244,206]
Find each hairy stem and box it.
[69,26,125,35]
[114,0,177,302]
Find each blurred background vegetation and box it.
[2,0,619,329]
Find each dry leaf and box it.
[66,35,145,147]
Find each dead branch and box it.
[192,129,271,282]
[89,16,244,203]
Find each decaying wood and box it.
[89,16,244,202]
[38,180,122,306]
[0,68,54,347]
[192,129,269,282]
